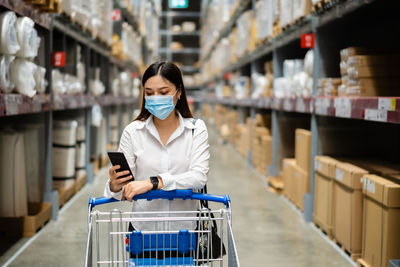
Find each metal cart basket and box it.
[85,190,239,266]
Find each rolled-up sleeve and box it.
[104,126,137,199]
[159,120,210,190]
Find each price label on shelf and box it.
[378,98,396,111]
[296,98,306,112]
[283,99,293,111]
[364,109,388,122]
[334,98,351,118]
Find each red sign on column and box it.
[301,33,315,48]
[51,52,66,67]
[112,9,121,21]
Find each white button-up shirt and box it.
[104,112,210,230]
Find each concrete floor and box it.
[2,126,354,267]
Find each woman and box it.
[104,61,210,231]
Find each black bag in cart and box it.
[196,185,226,264]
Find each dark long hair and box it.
[134,61,193,121]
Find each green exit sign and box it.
[169,0,188,8]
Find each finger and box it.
[110,165,121,172]
[116,176,133,185]
[115,170,130,177]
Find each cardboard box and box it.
[347,54,400,67]
[361,174,400,267]
[333,163,368,257]
[295,129,311,173]
[314,156,341,179]
[282,158,296,201]
[293,164,309,210]
[313,172,334,236]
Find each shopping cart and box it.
[85,189,240,266]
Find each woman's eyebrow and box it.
[145,86,170,90]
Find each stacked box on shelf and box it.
[359,174,400,267]
[340,47,400,96]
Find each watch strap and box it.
[150,176,159,190]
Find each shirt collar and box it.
[144,112,196,146]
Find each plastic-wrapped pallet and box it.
[255,0,274,42]
[236,10,253,58]
[292,0,311,22]
[17,124,46,205]
[52,120,78,190]
[280,0,293,28]
[0,128,28,217]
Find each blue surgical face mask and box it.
[145,93,176,120]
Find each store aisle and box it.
[5,125,353,267]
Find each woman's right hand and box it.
[109,165,133,193]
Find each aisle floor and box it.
[3,126,354,267]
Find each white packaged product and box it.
[52,69,67,94]
[52,146,76,179]
[110,128,119,144]
[111,78,120,96]
[0,11,20,55]
[53,120,78,146]
[0,129,28,217]
[34,66,47,94]
[0,55,15,93]
[274,77,290,98]
[304,49,314,76]
[119,71,131,97]
[181,22,196,32]
[91,104,103,127]
[15,17,41,59]
[89,79,105,96]
[110,113,119,128]
[75,142,86,169]
[76,120,86,142]
[10,58,37,97]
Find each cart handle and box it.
[89,190,231,209]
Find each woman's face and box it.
[144,75,181,105]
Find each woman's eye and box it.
[161,92,168,95]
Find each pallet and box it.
[357,258,371,267]
[74,170,87,194]
[58,182,75,208]
[333,238,361,262]
[23,202,52,237]
[0,202,52,237]
[313,217,333,239]
[267,176,284,194]
[312,0,333,13]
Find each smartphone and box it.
[107,152,134,182]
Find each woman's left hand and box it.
[122,180,153,202]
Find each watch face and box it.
[151,176,158,190]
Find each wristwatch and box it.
[150,176,159,190]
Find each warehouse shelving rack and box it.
[199,0,400,225]
[0,0,150,230]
